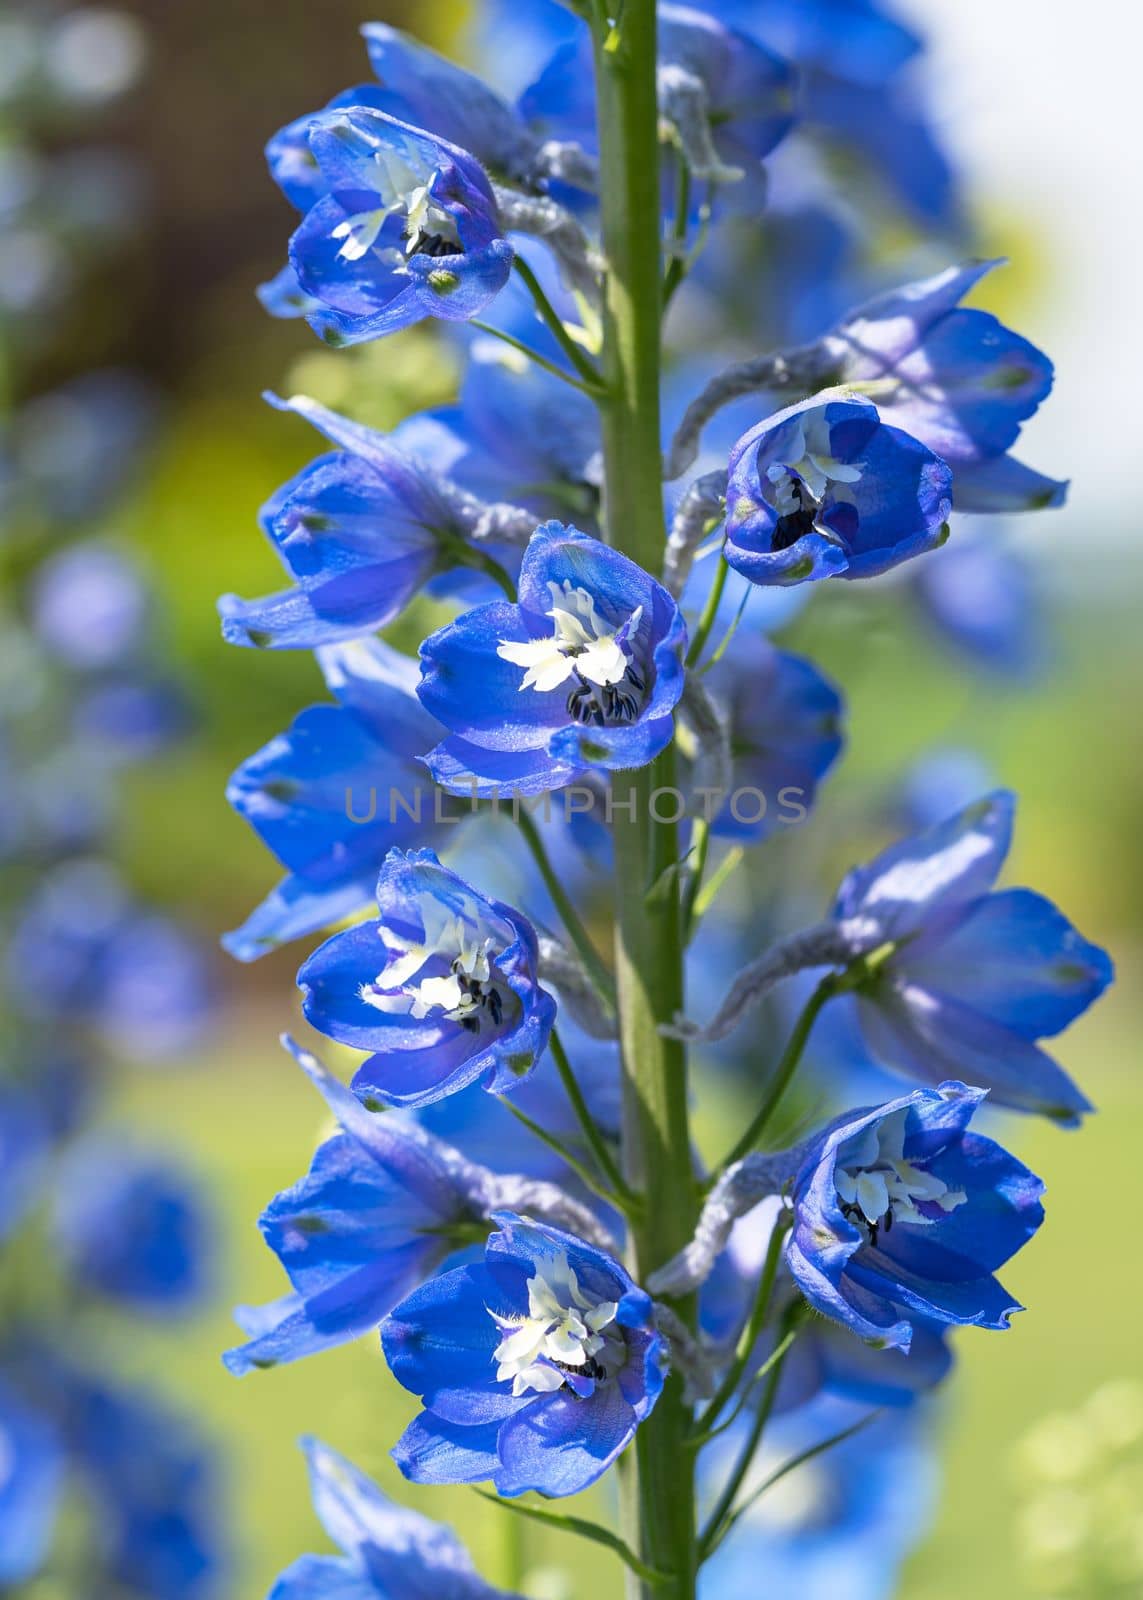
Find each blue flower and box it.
[0,1377,62,1586]
[823,260,1066,511]
[909,534,1046,678]
[218,393,514,651]
[31,542,149,671]
[786,1081,1045,1349]
[225,1038,491,1375]
[285,107,514,347]
[832,790,1113,1123]
[724,393,952,585]
[224,637,444,963]
[716,0,921,87]
[698,1398,936,1600]
[703,635,844,840]
[521,3,795,194]
[382,1213,666,1497]
[52,1140,209,1313]
[420,521,687,795]
[298,849,555,1107]
[271,1437,516,1600]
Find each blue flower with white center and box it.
[224,638,444,963]
[823,260,1067,512]
[225,1038,488,1376]
[286,107,514,347]
[831,790,1113,1124]
[0,1377,62,1587]
[382,1213,666,1498]
[701,634,844,840]
[419,521,687,796]
[52,1140,209,1313]
[298,849,555,1108]
[218,393,517,652]
[698,1398,936,1600]
[521,3,795,197]
[271,1437,517,1600]
[724,392,953,585]
[786,1081,1045,1349]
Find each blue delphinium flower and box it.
[698,1398,936,1600]
[218,393,519,651]
[285,107,515,346]
[382,1212,666,1497]
[224,637,444,963]
[909,534,1045,677]
[0,1376,62,1586]
[822,260,1067,511]
[225,1038,492,1375]
[522,3,795,196]
[718,0,922,87]
[299,849,556,1107]
[52,1140,209,1313]
[831,790,1112,1122]
[787,1081,1044,1349]
[420,521,687,795]
[724,392,952,585]
[702,634,844,840]
[30,542,150,671]
[271,1436,518,1600]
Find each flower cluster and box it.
[220,5,1111,1599]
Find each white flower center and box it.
[331,142,460,264]
[497,581,646,727]
[359,891,510,1032]
[764,415,864,548]
[490,1249,621,1397]
[835,1108,966,1245]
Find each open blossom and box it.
[284,106,514,346]
[830,790,1112,1123]
[419,521,687,795]
[298,849,555,1108]
[272,1438,520,1600]
[787,1082,1045,1349]
[382,1214,666,1497]
[822,259,1067,512]
[724,392,952,585]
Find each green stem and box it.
[550,1026,635,1202]
[680,816,710,943]
[662,158,692,309]
[496,1096,622,1210]
[512,256,608,393]
[593,6,698,1597]
[685,551,728,668]
[513,807,616,1015]
[717,970,841,1172]
[689,1212,789,1440]
[470,319,602,397]
[689,844,743,928]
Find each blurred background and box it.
[0,1,1139,1596]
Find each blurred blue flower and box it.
[699,1397,936,1600]
[53,1139,209,1313]
[31,542,150,671]
[910,533,1046,677]
[285,108,514,347]
[724,393,952,584]
[271,1436,517,1600]
[225,637,444,963]
[383,1213,665,1497]
[299,849,555,1108]
[420,521,687,795]
[831,790,1112,1122]
[824,261,1066,512]
[0,1376,62,1586]
[787,1081,1044,1349]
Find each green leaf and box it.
[472,1490,672,1586]
[644,847,695,909]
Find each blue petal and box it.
[222,874,374,963]
[269,1555,373,1600]
[494,1383,639,1497]
[951,454,1068,513]
[391,1414,501,1485]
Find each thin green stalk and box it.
[662,158,692,309]
[690,844,744,927]
[697,1316,800,1560]
[496,1097,622,1210]
[512,255,608,393]
[685,551,729,668]
[513,807,616,1015]
[690,1328,798,1451]
[680,816,711,942]
[717,970,842,1172]
[592,3,698,1595]
[470,318,602,397]
[473,1491,671,1587]
[438,531,517,602]
[689,1212,790,1440]
[550,1026,636,1202]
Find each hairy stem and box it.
[593,6,698,1597]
